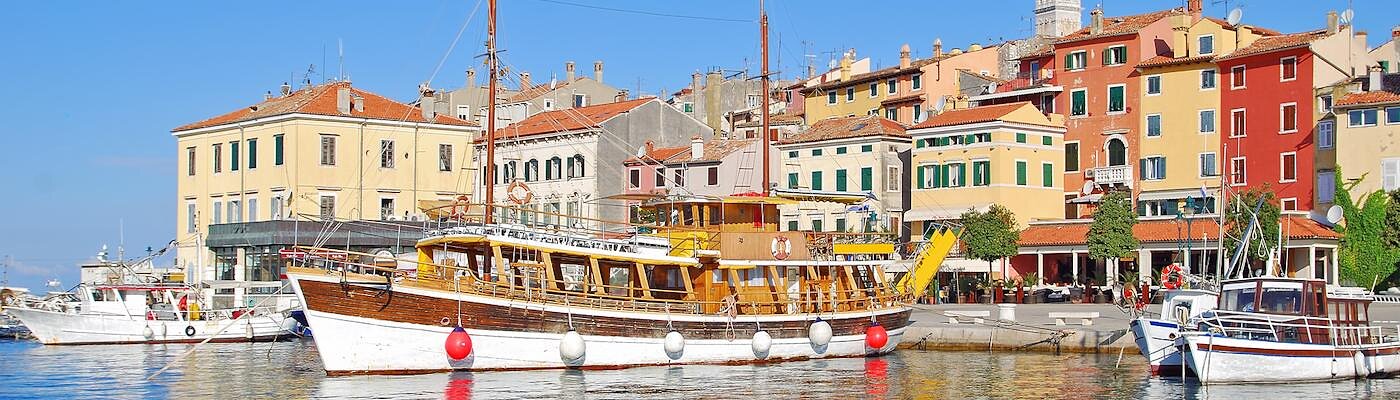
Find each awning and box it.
[720,195,799,205]
[1067,193,1103,204]
[771,188,875,204]
[904,203,990,221]
[1138,188,1216,201]
[598,193,668,202]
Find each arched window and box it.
[547,156,562,180]
[1106,138,1127,166]
[569,154,585,178]
[525,159,539,182]
[504,161,517,182]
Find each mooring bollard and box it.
[997,303,1016,322]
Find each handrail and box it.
[1196,310,1396,346]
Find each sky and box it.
[0,0,1395,291]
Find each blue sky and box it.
[0,0,1394,290]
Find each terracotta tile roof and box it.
[507,78,583,102]
[779,115,907,145]
[173,81,476,132]
[910,102,1055,129]
[734,113,804,128]
[483,97,654,142]
[1336,74,1400,107]
[670,139,759,164]
[1055,9,1185,44]
[1016,44,1055,60]
[802,46,999,93]
[1136,54,1215,69]
[1018,215,1338,247]
[624,143,689,165]
[1214,29,1329,61]
[881,92,926,106]
[1201,17,1283,36]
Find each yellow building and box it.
[801,42,1001,126]
[1332,68,1400,196]
[171,82,480,287]
[905,102,1065,235]
[1135,15,1269,216]
[774,115,910,235]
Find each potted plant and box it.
[1014,277,1026,304]
[991,279,1005,303]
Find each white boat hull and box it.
[1130,317,1186,375]
[5,307,293,345]
[1182,335,1400,383]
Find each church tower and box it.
[1034,0,1083,38]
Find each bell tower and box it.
[1033,0,1083,38]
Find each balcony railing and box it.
[1090,165,1133,187]
[996,70,1054,93]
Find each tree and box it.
[1224,185,1281,272]
[960,204,1020,275]
[1386,189,1400,248]
[1087,190,1139,263]
[1335,170,1400,289]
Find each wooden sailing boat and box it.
[285,0,956,375]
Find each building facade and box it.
[801,43,1001,126]
[775,115,910,236]
[1333,69,1400,196]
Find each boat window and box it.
[607,267,631,297]
[1260,287,1302,314]
[559,263,586,291]
[90,288,108,302]
[745,267,769,287]
[1221,286,1257,312]
[1309,283,1326,317]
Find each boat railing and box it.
[289,246,912,316]
[1198,310,1398,346]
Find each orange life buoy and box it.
[506,181,534,205]
[1160,264,1186,290]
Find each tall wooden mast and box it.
[483,0,498,224]
[759,0,771,196]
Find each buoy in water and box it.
[663,330,685,357]
[865,323,889,351]
[808,318,833,347]
[752,330,772,358]
[560,330,587,364]
[445,326,473,360]
[143,325,155,340]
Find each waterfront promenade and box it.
[899,302,1400,354]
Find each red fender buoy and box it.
[445,326,473,360]
[865,323,889,350]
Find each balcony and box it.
[1090,165,1133,187]
[969,70,1060,103]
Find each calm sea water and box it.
[1,338,1397,399]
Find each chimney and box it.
[280,82,292,96]
[692,71,702,90]
[1327,11,1338,35]
[899,44,911,69]
[1393,25,1400,39]
[1090,8,1104,35]
[264,91,273,101]
[933,38,944,58]
[519,72,532,90]
[615,89,629,102]
[1172,15,1190,58]
[839,53,853,81]
[336,87,351,115]
[466,68,476,87]
[418,84,435,120]
[690,136,704,160]
[1370,66,1384,92]
[1187,0,1203,19]
[593,60,604,83]
[807,63,816,78]
[354,95,364,112]
[565,61,576,81]
[645,140,655,154]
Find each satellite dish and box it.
[1081,181,1096,195]
[1326,205,1344,224]
[933,96,948,113]
[987,82,998,93]
[1226,8,1243,27]
[1339,9,1354,26]
[635,146,646,158]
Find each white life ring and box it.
[771,236,792,260]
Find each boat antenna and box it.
[759,0,771,198]
[483,0,498,224]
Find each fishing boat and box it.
[1128,286,1218,375]
[1178,276,1400,383]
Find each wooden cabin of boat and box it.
[1214,277,1376,345]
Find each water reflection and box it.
[2,339,1397,399]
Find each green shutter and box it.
[958,163,967,187]
[1064,53,1073,69]
[1139,158,1148,179]
[860,167,873,191]
[964,134,975,144]
[247,139,257,169]
[835,218,846,232]
[1042,163,1053,187]
[1042,136,1052,146]
[1016,161,1027,185]
[916,139,925,148]
[836,169,848,192]
[788,173,798,189]
[861,144,873,152]
[788,221,798,231]
[940,164,950,188]
[274,135,284,165]
[917,165,926,189]
[836,147,847,154]
[811,171,823,190]
[230,142,240,171]
[1016,133,1027,143]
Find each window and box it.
[567,154,586,178]
[1318,171,1336,203]
[845,87,854,102]
[1388,107,1400,124]
[1146,114,1162,137]
[886,79,897,94]
[1042,162,1054,187]
[212,200,221,224]
[273,134,284,166]
[1041,93,1056,113]
[868,83,879,98]
[972,160,991,186]
[912,104,923,122]
[787,220,798,231]
[946,163,964,187]
[1200,69,1217,89]
[654,168,666,187]
[1230,65,1246,88]
[885,108,897,120]
[912,74,922,90]
[835,169,848,191]
[812,149,823,156]
[867,109,878,116]
[270,194,284,220]
[746,94,760,108]
[1016,133,1027,143]
[1230,156,1247,185]
[1107,85,1125,113]
[810,171,823,190]
[1280,198,1298,211]
[1200,152,1218,177]
[811,219,823,232]
[1383,158,1400,191]
[320,135,336,166]
[835,218,846,232]
[852,166,871,191]
[918,164,938,189]
[525,159,540,182]
[674,169,684,186]
[1102,46,1127,65]
[1070,88,1087,116]
[1065,142,1080,172]
[438,144,453,171]
[247,197,257,222]
[629,168,640,188]
[835,147,847,155]
[682,102,694,112]
[1280,57,1297,81]
[379,198,395,220]
[186,202,197,233]
[1280,152,1297,182]
[380,140,395,168]
[827,91,837,105]
[707,167,719,186]
[788,150,799,158]
[1318,121,1334,149]
[861,144,873,153]
[788,172,799,189]
[1318,95,1333,113]
[246,139,257,169]
[456,105,471,120]
[1065,50,1087,70]
[1199,110,1216,133]
[319,195,335,219]
[1042,135,1053,146]
[573,94,588,107]
[1015,161,1028,186]
[186,147,196,176]
[230,141,240,171]
[1146,75,1162,95]
[1280,103,1298,133]
[1198,35,1215,55]
[227,200,240,223]
[1140,156,1166,180]
[886,166,900,191]
[1231,109,1247,137]
[547,157,563,180]
[1349,109,1378,127]
[1384,61,1393,73]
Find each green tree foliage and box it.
[1335,171,1400,289]
[960,204,1020,268]
[1088,191,1139,261]
[1225,186,1281,266]
[1386,189,1400,248]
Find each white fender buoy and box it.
[560,330,587,363]
[808,318,833,347]
[1354,351,1370,377]
[161,323,168,339]
[142,325,155,340]
[245,321,254,339]
[752,330,772,358]
[664,330,685,356]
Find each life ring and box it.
[185,325,196,337]
[506,181,534,205]
[449,195,471,219]
[771,236,791,261]
[1161,264,1186,290]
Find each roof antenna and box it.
[338,38,345,81]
